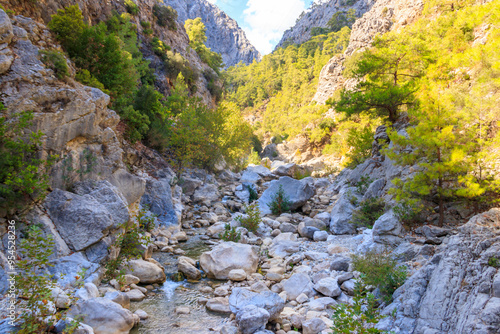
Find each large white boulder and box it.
[258,176,315,215]
[124,259,166,284]
[200,242,258,280]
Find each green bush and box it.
[220,223,241,242]
[331,280,388,334]
[0,110,53,210]
[246,184,259,203]
[345,125,374,168]
[393,198,424,226]
[153,4,177,30]
[124,0,139,15]
[16,226,79,334]
[39,49,69,79]
[268,185,291,215]
[235,203,262,232]
[292,168,312,180]
[47,5,87,50]
[350,197,386,228]
[353,175,372,195]
[488,256,500,268]
[352,251,407,303]
[75,69,107,92]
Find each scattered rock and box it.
[124,259,166,284]
[200,242,258,280]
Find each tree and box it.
[185,17,224,73]
[385,89,471,226]
[327,9,356,32]
[47,5,87,50]
[331,31,432,123]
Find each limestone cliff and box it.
[162,0,261,67]
[275,0,375,50]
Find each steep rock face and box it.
[380,208,500,334]
[0,0,218,106]
[313,0,424,104]
[276,0,375,49]
[163,0,261,67]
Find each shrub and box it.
[39,49,69,79]
[153,4,177,30]
[75,69,107,92]
[0,110,54,210]
[268,185,291,215]
[350,197,386,228]
[246,184,259,203]
[235,203,262,232]
[353,175,372,195]
[488,256,499,268]
[293,168,311,180]
[247,148,261,165]
[345,125,374,168]
[331,280,387,334]
[124,0,139,15]
[352,251,407,303]
[220,223,241,242]
[47,5,87,50]
[393,198,424,226]
[16,226,80,334]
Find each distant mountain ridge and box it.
[276,0,375,49]
[163,0,261,67]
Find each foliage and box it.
[75,69,107,92]
[345,126,374,168]
[39,49,69,79]
[220,223,241,242]
[327,9,356,32]
[352,251,407,303]
[124,0,139,15]
[353,176,372,195]
[47,5,86,50]
[225,27,351,138]
[350,197,386,228]
[331,280,388,334]
[153,4,177,30]
[185,18,224,73]
[137,206,156,232]
[0,110,53,210]
[235,203,262,232]
[247,148,261,166]
[392,198,424,226]
[246,184,259,203]
[488,257,500,268]
[268,185,291,215]
[292,168,312,180]
[16,226,79,334]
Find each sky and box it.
[206,0,316,55]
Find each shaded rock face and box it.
[276,0,375,50]
[163,0,261,67]
[229,288,285,321]
[381,208,500,334]
[313,0,425,104]
[141,178,178,227]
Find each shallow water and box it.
[131,230,230,334]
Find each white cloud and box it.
[243,0,307,55]
[206,0,217,4]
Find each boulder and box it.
[372,210,404,246]
[54,317,94,334]
[178,256,202,280]
[0,9,14,45]
[124,259,166,284]
[200,242,258,280]
[281,273,314,301]
[140,178,178,226]
[52,287,71,309]
[104,291,130,309]
[44,189,116,251]
[125,289,145,302]
[180,177,203,196]
[268,240,300,258]
[229,288,285,321]
[228,269,247,281]
[302,318,327,334]
[206,297,231,313]
[363,178,385,200]
[240,170,262,184]
[193,183,220,204]
[330,257,350,272]
[235,305,270,334]
[308,297,337,311]
[313,277,341,297]
[329,189,358,235]
[273,163,298,177]
[75,283,100,301]
[67,298,135,334]
[313,231,328,241]
[258,176,315,215]
[73,180,129,228]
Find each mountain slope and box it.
[276,0,375,49]
[163,0,261,67]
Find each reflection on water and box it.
[130,230,230,334]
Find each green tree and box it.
[47,5,86,50]
[331,31,432,123]
[0,110,53,210]
[385,89,471,226]
[185,17,224,73]
[327,9,356,32]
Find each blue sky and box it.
[207,0,315,55]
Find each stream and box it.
[130,231,231,334]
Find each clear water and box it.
[130,230,230,334]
